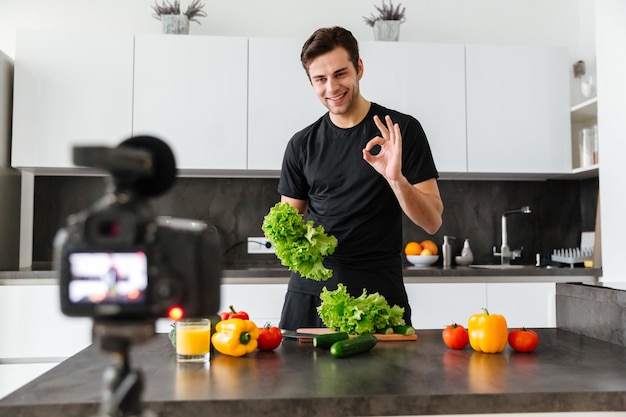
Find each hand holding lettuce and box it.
[262,202,337,281]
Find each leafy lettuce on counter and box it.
[262,202,337,281]
[317,284,406,334]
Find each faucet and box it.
[493,206,531,264]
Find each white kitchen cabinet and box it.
[219,283,288,326]
[133,34,248,171]
[0,285,92,359]
[247,40,466,173]
[11,30,134,170]
[465,44,571,174]
[406,282,556,329]
[405,283,487,329]
[10,32,575,178]
[359,41,467,173]
[486,282,555,328]
[0,363,59,400]
[247,38,324,171]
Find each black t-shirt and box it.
[278,102,438,298]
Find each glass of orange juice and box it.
[176,318,211,362]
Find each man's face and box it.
[307,47,363,116]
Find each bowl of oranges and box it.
[405,240,439,267]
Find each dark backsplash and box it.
[33,176,598,268]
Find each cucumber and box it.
[313,332,349,349]
[330,334,378,358]
[393,325,416,336]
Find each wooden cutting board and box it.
[297,328,417,342]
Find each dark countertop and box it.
[221,264,601,276]
[0,265,601,285]
[1,329,624,416]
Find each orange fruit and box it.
[420,240,438,256]
[404,241,422,256]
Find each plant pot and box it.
[162,15,190,35]
[373,20,401,41]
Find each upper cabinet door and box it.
[12,31,134,170]
[359,41,467,174]
[247,38,325,171]
[133,35,248,171]
[466,45,571,174]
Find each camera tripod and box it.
[92,320,158,417]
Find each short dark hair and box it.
[300,26,360,78]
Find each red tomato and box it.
[442,322,469,349]
[508,328,539,352]
[257,323,283,351]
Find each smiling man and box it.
[277,26,443,330]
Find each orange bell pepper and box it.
[467,308,508,353]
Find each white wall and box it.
[597,0,626,284]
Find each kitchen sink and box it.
[469,264,535,269]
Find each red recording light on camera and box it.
[168,306,184,321]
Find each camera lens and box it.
[99,220,122,237]
[84,211,137,245]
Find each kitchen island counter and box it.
[1,329,624,416]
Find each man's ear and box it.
[357,58,364,80]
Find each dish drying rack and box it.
[551,247,593,268]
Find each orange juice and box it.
[176,325,211,355]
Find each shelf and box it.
[570,164,599,179]
[571,97,597,123]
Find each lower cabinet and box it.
[0,284,92,399]
[0,363,58,400]
[405,282,556,329]
[219,283,288,327]
[216,282,555,330]
[0,285,92,359]
[405,283,487,329]
[485,282,556,328]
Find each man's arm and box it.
[363,115,443,235]
[388,177,443,235]
[281,195,308,215]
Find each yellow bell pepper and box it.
[211,318,259,357]
[467,308,508,353]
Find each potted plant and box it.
[151,0,207,34]
[363,0,406,41]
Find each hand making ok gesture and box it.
[362,114,403,182]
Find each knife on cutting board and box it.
[280,329,321,340]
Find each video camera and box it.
[54,136,221,321]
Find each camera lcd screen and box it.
[68,252,148,305]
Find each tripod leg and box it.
[99,352,144,416]
[93,321,157,417]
